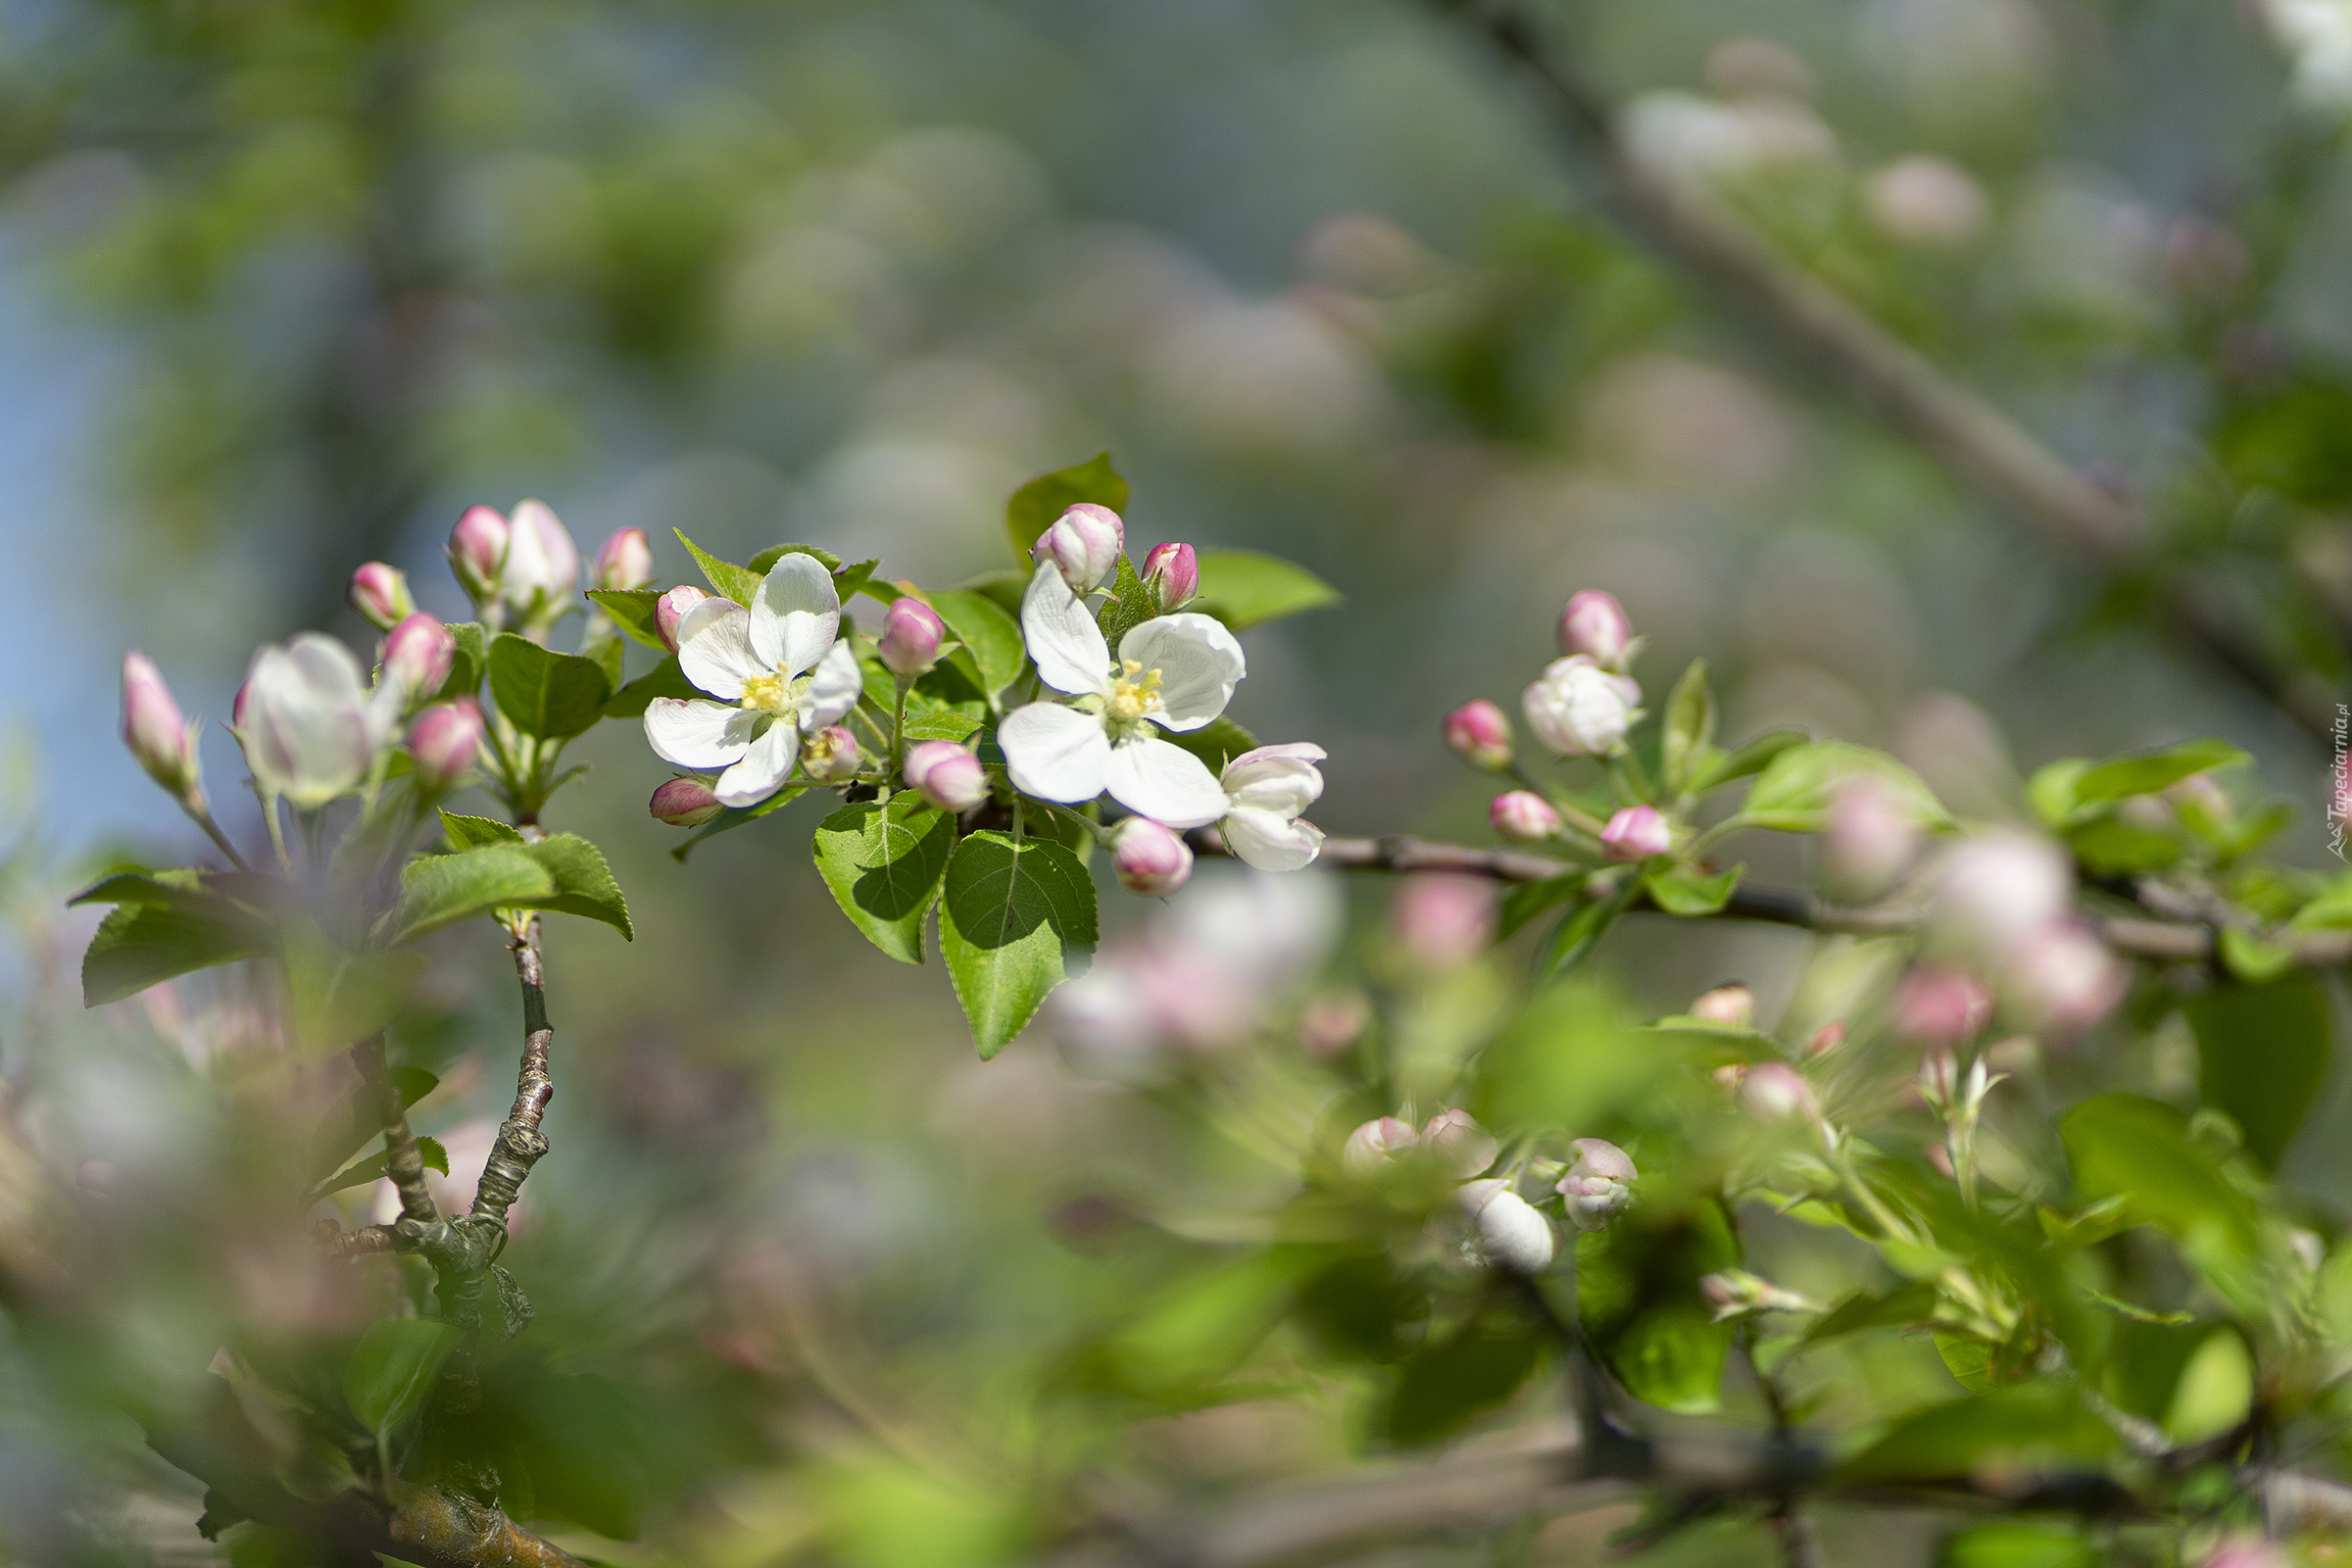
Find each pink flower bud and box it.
[801,725,861,784]
[1443,699,1513,770]
[1298,989,1371,1058]
[121,652,202,806]
[877,597,947,675]
[1421,1109,1498,1178]
[407,698,485,788]
[650,776,722,827]
[1739,1061,1819,1122]
[656,584,711,651]
[594,527,653,592]
[500,500,580,620]
[1600,805,1672,861]
[2201,1539,2288,1568]
[1343,1115,1417,1177]
[1893,966,1994,1046]
[1560,1136,1638,1228]
[1112,817,1194,896]
[904,741,988,812]
[1556,590,1634,668]
[1032,503,1124,593]
[1806,1020,1845,1057]
[1490,790,1562,841]
[1825,774,1922,902]
[447,505,510,604]
[1142,541,1199,607]
[380,612,455,704]
[2002,923,2125,1040]
[1931,833,2072,963]
[1391,874,1495,967]
[349,562,416,631]
[1690,983,1753,1028]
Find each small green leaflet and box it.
[441,811,524,851]
[1193,549,1341,631]
[939,830,1098,1057]
[307,1066,437,1185]
[926,589,1026,699]
[311,1135,449,1200]
[674,529,763,607]
[345,1319,463,1437]
[812,796,959,964]
[1741,741,1945,833]
[519,834,634,940]
[748,543,841,573]
[437,622,488,700]
[585,590,666,651]
[1095,552,1156,655]
[2073,736,2246,805]
[1642,861,1740,916]
[1005,452,1130,562]
[1661,659,1714,797]
[488,634,612,740]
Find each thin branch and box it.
[351,1033,438,1231]
[1423,0,2335,744]
[322,1224,406,1259]
[471,912,553,1229]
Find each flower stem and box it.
[1508,760,1609,839]
[889,675,912,781]
[187,803,251,871]
[255,784,293,874]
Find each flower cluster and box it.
[1342,1106,1638,1275]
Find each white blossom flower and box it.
[998,561,1245,828]
[642,553,860,808]
[1217,743,1325,870]
[237,634,382,809]
[1522,655,1642,757]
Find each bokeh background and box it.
[3,0,2350,1562]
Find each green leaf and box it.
[674,529,763,607]
[938,830,1098,1057]
[1498,871,1581,942]
[2027,759,2091,829]
[1536,881,1636,980]
[2217,926,2295,985]
[585,590,667,651]
[812,796,958,964]
[2065,815,2181,875]
[667,785,810,861]
[2059,1095,2260,1254]
[1162,716,1258,773]
[601,654,698,719]
[1004,452,1130,562]
[488,634,612,740]
[345,1319,463,1436]
[516,834,633,940]
[1936,1332,1995,1392]
[2073,737,2247,805]
[312,1135,449,1199]
[1642,861,1740,916]
[1687,728,1806,794]
[1089,1254,1292,1398]
[956,567,1029,621]
[1801,1280,1939,1346]
[279,944,428,1054]
[1577,1200,1739,1413]
[1837,1383,2118,1482]
[437,622,488,701]
[2163,1327,2252,1443]
[2185,975,2332,1170]
[926,588,1026,699]
[1742,742,1946,833]
[1940,1522,2098,1568]
[833,558,880,603]
[1192,549,1342,631]
[440,811,524,851]
[390,847,555,946]
[307,1067,437,1184]
[1473,978,1665,1138]
[1095,550,1155,655]
[1382,1313,1546,1446]
[1661,660,1715,797]
[747,542,841,573]
[80,894,274,1006]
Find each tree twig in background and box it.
[351,1033,438,1232]
[1421,0,2337,745]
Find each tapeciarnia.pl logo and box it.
[2331,703,2348,861]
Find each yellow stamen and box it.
[1105,662,1164,725]
[741,669,791,714]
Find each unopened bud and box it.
[349,563,416,631]
[650,776,722,827]
[2002,923,2125,1040]
[1556,590,1635,669]
[1600,805,1673,861]
[381,612,456,704]
[121,652,203,808]
[1298,989,1371,1058]
[1343,1115,1418,1177]
[656,585,711,651]
[1558,1138,1637,1231]
[1391,874,1495,968]
[408,698,485,788]
[1112,817,1194,896]
[1826,774,1922,902]
[1699,1268,1816,1322]
[1458,1179,1556,1273]
[1690,983,1753,1029]
[1142,541,1200,607]
[1490,790,1562,841]
[802,725,861,784]
[1522,657,1642,757]
[1806,1020,1845,1057]
[1031,504,1124,593]
[594,527,653,592]
[877,597,948,675]
[1738,1061,1818,1122]
[1894,966,1993,1046]
[904,741,988,812]
[447,505,510,604]
[1421,1109,1498,1178]
[2200,1539,2288,1568]
[501,500,580,622]
[1930,833,2072,964]
[1444,699,1514,771]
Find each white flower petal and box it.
[1221,743,1326,817]
[1104,737,1228,829]
[751,552,842,677]
[803,638,861,727]
[678,600,760,699]
[1020,560,1111,698]
[1001,702,1112,803]
[1120,612,1244,731]
[1220,808,1324,871]
[715,717,799,808]
[645,698,757,769]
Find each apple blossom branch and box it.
[1420,0,2337,747]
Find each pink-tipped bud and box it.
[1343,1115,1418,1177]
[877,597,948,675]
[121,652,202,807]
[656,585,711,651]
[447,505,510,604]
[1421,1109,1499,1178]
[1392,874,1496,968]
[1298,989,1371,1058]
[1600,805,1673,861]
[650,777,722,826]
[802,725,861,785]
[381,612,456,704]
[1443,699,1513,771]
[1690,983,1754,1029]
[2003,923,2125,1040]
[594,527,653,592]
[408,698,485,788]
[1826,774,1922,902]
[1490,790,1562,841]
[1738,1061,1818,1122]
[1806,1020,1846,1057]
[904,741,988,813]
[1112,817,1194,896]
[1558,1137,1638,1231]
[500,500,580,620]
[349,562,416,631]
[1893,966,1994,1046]
[1142,541,1199,607]
[1032,503,1124,593]
[1557,590,1634,669]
